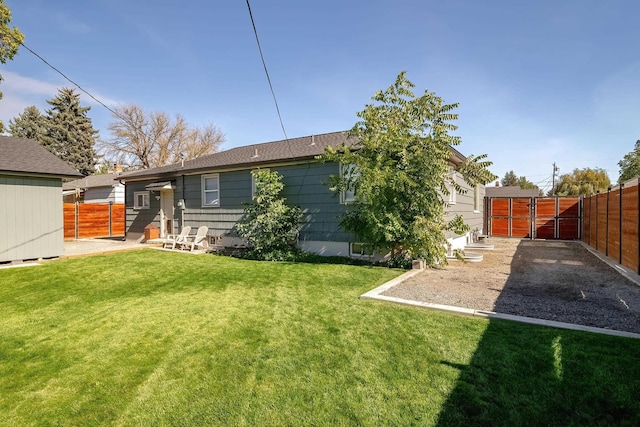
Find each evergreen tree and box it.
[42,88,98,176]
[0,0,24,131]
[501,170,518,186]
[8,105,46,141]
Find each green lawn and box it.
[1,250,639,426]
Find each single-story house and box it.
[0,136,82,263]
[63,172,124,204]
[485,184,540,198]
[118,131,485,257]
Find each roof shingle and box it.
[119,131,355,181]
[0,136,82,178]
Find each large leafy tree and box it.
[42,88,98,176]
[551,167,610,196]
[618,140,640,184]
[321,72,495,266]
[99,104,225,169]
[0,0,25,131]
[8,105,46,140]
[235,169,302,261]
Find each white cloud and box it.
[0,71,122,124]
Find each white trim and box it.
[134,191,150,209]
[350,242,374,257]
[201,174,220,207]
[251,168,269,197]
[448,171,457,205]
[340,163,357,204]
[473,185,481,213]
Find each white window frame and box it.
[340,163,357,204]
[202,174,220,207]
[251,168,269,197]
[448,171,457,205]
[134,191,150,209]
[473,185,481,213]
[350,242,373,257]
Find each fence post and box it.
[606,188,610,256]
[619,184,623,264]
[596,190,600,251]
[109,201,113,237]
[74,201,79,240]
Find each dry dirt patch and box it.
[384,238,640,334]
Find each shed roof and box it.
[485,186,540,198]
[119,131,469,181]
[0,136,82,178]
[63,173,122,190]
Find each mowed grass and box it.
[1,250,639,426]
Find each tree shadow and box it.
[434,240,640,426]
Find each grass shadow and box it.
[435,240,640,426]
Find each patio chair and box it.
[182,225,209,251]
[163,226,191,250]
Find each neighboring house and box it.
[118,131,485,257]
[63,172,124,204]
[485,185,540,198]
[0,136,82,263]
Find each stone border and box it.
[361,268,640,340]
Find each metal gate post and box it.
[606,188,610,256]
[619,184,623,264]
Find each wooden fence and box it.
[64,203,125,239]
[485,197,582,239]
[583,184,639,273]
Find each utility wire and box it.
[245,0,289,141]
[17,40,125,121]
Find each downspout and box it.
[181,174,186,229]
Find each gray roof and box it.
[63,173,122,190]
[119,131,355,181]
[119,131,469,181]
[0,136,82,178]
[485,186,540,198]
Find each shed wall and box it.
[0,175,63,262]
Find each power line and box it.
[245,0,289,141]
[17,40,124,121]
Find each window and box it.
[134,191,150,209]
[448,172,457,205]
[350,242,373,256]
[340,163,358,204]
[251,168,269,197]
[202,174,220,207]
[474,185,481,212]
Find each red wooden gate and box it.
[486,197,582,239]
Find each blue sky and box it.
[2,0,639,190]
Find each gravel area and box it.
[383,238,640,334]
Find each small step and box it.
[465,243,494,251]
[446,251,483,263]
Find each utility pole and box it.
[551,162,559,194]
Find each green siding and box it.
[0,175,63,262]
[125,162,353,242]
